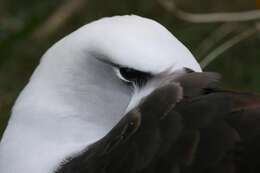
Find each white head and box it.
[0,15,201,173]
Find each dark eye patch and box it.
[119,67,153,86]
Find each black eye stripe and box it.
[118,67,152,86]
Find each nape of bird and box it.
[0,15,260,173]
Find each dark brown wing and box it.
[56,72,260,173]
[171,91,260,173]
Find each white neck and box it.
[0,30,131,173]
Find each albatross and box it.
[0,15,260,173]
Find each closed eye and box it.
[115,67,153,87]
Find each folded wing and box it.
[57,71,260,173]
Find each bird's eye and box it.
[116,67,152,86]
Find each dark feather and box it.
[56,71,260,173]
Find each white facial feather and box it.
[0,15,201,173]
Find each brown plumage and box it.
[57,71,260,173]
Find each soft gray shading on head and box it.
[0,15,201,173]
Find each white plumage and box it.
[0,15,201,173]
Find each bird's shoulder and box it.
[56,71,260,173]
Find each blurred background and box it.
[0,0,260,137]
